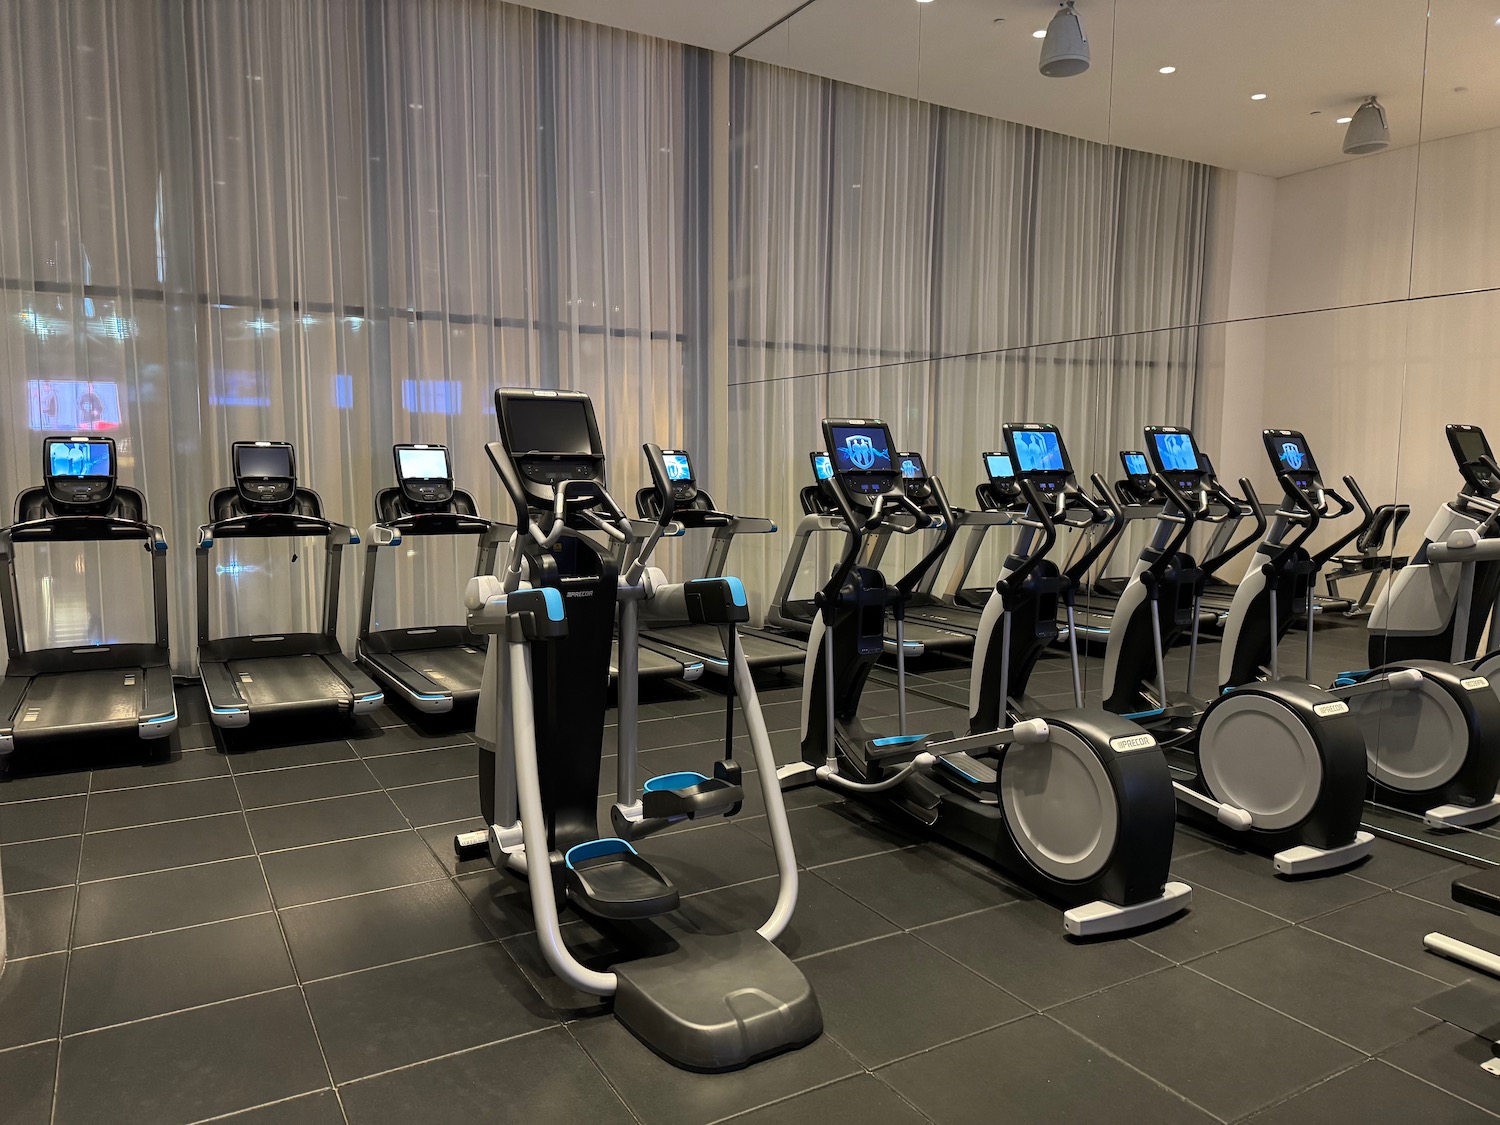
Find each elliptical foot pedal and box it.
[1062,881,1192,938]
[1425,800,1500,829]
[564,839,679,920]
[613,930,823,1072]
[1272,831,1374,876]
[865,732,948,764]
[641,769,744,821]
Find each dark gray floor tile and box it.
[4,885,75,958]
[637,821,780,893]
[1171,824,1220,863]
[340,1025,631,1124]
[0,770,89,803]
[1191,926,1445,1053]
[349,722,473,758]
[0,952,65,1049]
[676,871,898,961]
[63,914,294,1033]
[247,791,409,852]
[226,738,357,774]
[174,722,216,752]
[571,1016,861,1125]
[454,867,538,941]
[90,748,230,791]
[1401,865,1478,909]
[1356,838,1477,890]
[816,843,1023,928]
[73,856,272,945]
[739,801,918,868]
[724,1074,928,1125]
[1171,844,1386,922]
[0,795,85,843]
[799,932,1029,1066]
[0,1041,59,1125]
[78,811,254,881]
[1053,966,1361,1121]
[279,879,493,980]
[1305,891,1489,985]
[500,919,615,1017]
[417,818,491,877]
[306,942,553,1082]
[85,777,239,832]
[234,760,380,810]
[879,1013,1214,1125]
[362,744,476,788]
[53,989,329,1125]
[1131,884,1286,965]
[213,1089,345,1124]
[262,830,446,907]
[918,898,1170,1009]
[0,834,81,892]
[385,777,481,827]
[1247,1058,1494,1124]
[1382,1021,1500,1116]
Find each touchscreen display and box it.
[662,452,693,482]
[1453,428,1491,467]
[829,426,893,474]
[504,396,595,456]
[236,444,293,479]
[985,453,1014,480]
[898,453,925,480]
[1152,431,1199,472]
[812,453,833,481]
[1123,452,1149,477]
[397,446,450,481]
[48,440,112,477]
[1270,434,1315,474]
[1012,429,1065,473]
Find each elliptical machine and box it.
[1222,427,1500,829]
[1100,425,1374,875]
[781,417,1190,937]
[455,389,820,1072]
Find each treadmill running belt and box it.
[226,655,351,712]
[12,668,144,737]
[641,625,803,671]
[393,646,485,695]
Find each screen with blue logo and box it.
[49,440,113,478]
[1272,434,1315,473]
[812,453,833,481]
[898,453,925,480]
[985,453,1014,480]
[829,426,893,475]
[397,447,450,481]
[1012,429,1065,474]
[1124,452,1149,477]
[662,452,693,482]
[1152,431,1199,472]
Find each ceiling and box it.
[520,0,1500,179]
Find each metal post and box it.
[1066,601,1083,707]
[616,596,639,804]
[895,613,908,735]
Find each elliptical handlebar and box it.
[1060,473,1123,586]
[893,475,957,597]
[1202,477,1269,576]
[1310,475,1371,567]
[1002,478,1061,594]
[1144,470,1203,579]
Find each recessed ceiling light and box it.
[1250,93,1268,101]
[1336,116,1352,124]
[1033,29,1047,38]
[1158,66,1176,74]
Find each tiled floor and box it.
[3,630,1500,1124]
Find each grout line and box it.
[561,1022,649,1125]
[272,875,454,914]
[75,851,258,888]
[1378,1053,1500,1121]
[68,909,277,952]
[185,1087,337,1125]
[60,984,303,1041]
[334,1023,560,1089]
[48,764,91,1125]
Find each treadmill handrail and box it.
[1,514,167,551]
[198,512,357,548]
[372,511,500,539]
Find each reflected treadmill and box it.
[0,436,176,761]
[197,441,383,727]
[632,448,804,675]
[357,444,503,713]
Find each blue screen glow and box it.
[49,441,112,477]
[1274,436,1313,472]
[899,454,924,480]
[663,453,693,482]
[985,453,1014,480]
[813,454,833,481]
[1153,432,1199,472]
[829,426,893,474]
[1012,430,1065,473]
[1124,453,1149,477]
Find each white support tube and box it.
[1149,589,1170,707]
[823,619,838,770]
[509,643,617,997]
[895,613,908,735]
[1424,931,1500,978]
[818,753,936,792]
[616,595,640,803]
[1174,781,1253,829]
[1267,585,1280,680]
[1066,601,1083,708]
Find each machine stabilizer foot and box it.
[1272,831,1375,875]
[1425,800,1500,829]
[1062,880,1192,938]
[1424,931,1500,977]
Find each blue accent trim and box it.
[937,756,980,783]
[349,531,361,545]
[1334,668,1370,687]
[871,734,927,747]
[1122,707,1165,720]
[564,838,636,868]
[724,577,747,607]
[540,587,564,621]
[643,771,709,792]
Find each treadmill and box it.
[631,448,804,675]
[0,436,176,762]
[933,450,1020,611]
[197,441,383,727]
[357,444,503,713]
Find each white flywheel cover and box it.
[1350,679,1466,792]
[1199,695,1322,831]
[1000,727,1118,883]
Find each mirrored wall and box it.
[729,0,1500,860]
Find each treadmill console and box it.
[982,450,1021,504]
[1003,423,1073,497]
[896,451,934,504]
[659,449,699,505]
[1144,426,1208,495]
[824,420,900,501]
[232,441,297,509]
[1447,424,1500,497]
[1261,429,1324,497]
[495,389,606,509]
[1117,449,1157,504]
[394,444,455,508]
[44,436,117,510]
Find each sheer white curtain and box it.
[727,58,1215,612]
[0,0,709,672]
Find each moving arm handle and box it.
[627,443,678,583]
[1313,476,1371,567]
[1145,471,1203,578]
[1202,478,1268,576]
[1002,478,1060,593]
[1062,473,1122,585]
[894,475,958,597]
